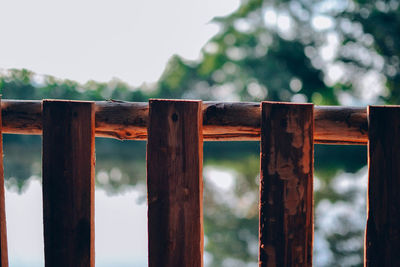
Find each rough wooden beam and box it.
[147,100,203,267]
[0,99,8,267]
[366,106,400,266]
[259,102,313,266]
[314,106,367,145]
[2,100,42,136]
[42,100,95,267]
[1,100,368,144]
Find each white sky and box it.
[0,0,240,86]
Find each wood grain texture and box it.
[0,99,8,267]
[147,99,203,267]
[2,100,42,135]
[1,100,367,144]
[366,106,400,266]
[259,102,313,267]
[42,100,95,267]
[314,106,367,144]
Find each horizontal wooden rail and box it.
[1,100,368,144]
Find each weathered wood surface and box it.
[0,99,8,267]
[42,100,95,267]
[147,100,203,267]
[259,102,313,267]
[1,100,368,144]
[366,106,400,266]
[314,106,367,144]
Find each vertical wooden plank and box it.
[0,98,8,267]
[259,102,313,267]
[366,106,400,266]
[147,99,203,267]
[42,100,95,267]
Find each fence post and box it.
[147,99,203,267]
[259,102,314,267]
[0,98,8,267]
[366,106,400,266]
[42,100,95,267]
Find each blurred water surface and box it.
[3,135,366,266]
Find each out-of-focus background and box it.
[1,0,398,266]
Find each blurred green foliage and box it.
[1,0,399,266]
[0,69,149,101]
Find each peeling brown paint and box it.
[259,102,313,267]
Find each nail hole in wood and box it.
[172,113,178,122]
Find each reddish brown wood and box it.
[147,99,203,267]
[366,106,400,266]
[42,100,95,267]
[313,106,367,144]
[259,102,313,267]
[0,99,8,267]
[1,100,367,144]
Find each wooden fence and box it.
[0,99,397,266]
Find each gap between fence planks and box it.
[147,100,204,267]
[259,102,314,266]
[0,98,8,267]
[42,100,95,267]
[366,106,400,266]
[1,100,367,144]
